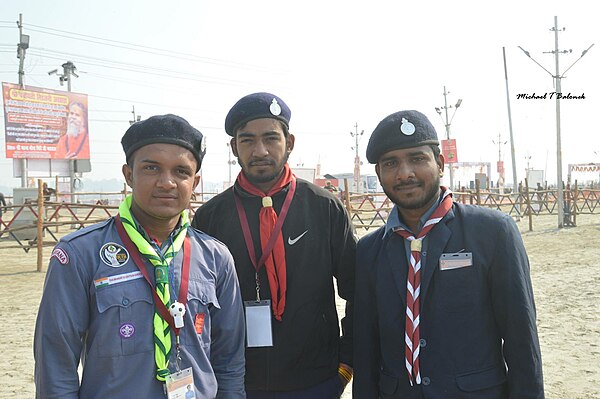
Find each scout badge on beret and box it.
[366,110,440,163]
[225,92,291,136]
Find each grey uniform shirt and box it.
[34,217,246,399]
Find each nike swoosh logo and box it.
[288,230,308,245]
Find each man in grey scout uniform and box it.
[34,114,246,399]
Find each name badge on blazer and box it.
[439,252,473,270]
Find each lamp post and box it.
[49,61,79,204]
[435,86,462,190]
[350,123,364,193]
[226,142,236,187]
[17,13,30,188]
[518,16,594,228]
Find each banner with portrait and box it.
[2,82,90,160]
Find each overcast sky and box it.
[1,0,598,191]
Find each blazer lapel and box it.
[383,233,409,308]
[420,206,455,301]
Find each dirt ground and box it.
[1,213,599,398]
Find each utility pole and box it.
[226,142,236,187]
[17,13,30,188]
[16,14,29,87]
[435,86,462,190]
[350,123,364,193]
[502,47,519,197]
[129,105,141,125]
[518,16,594,228]
[492,132,507,188]
[49,61,79,203]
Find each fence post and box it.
[475,180,481,206]
[37,179,45,272]
[573,180,578,226]
[343,178,351,215]
[524,178,532,231]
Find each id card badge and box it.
[165,367,195,399]
[244,300,273,347]
[439,252,473,270]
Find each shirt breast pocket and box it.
[93,281,154,357]
[437,264,477,312]
[183,279,220,348]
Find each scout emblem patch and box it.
[119,322,135,338]
[99,242,130,267]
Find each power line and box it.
[23,23,278,72]
[28,47,258,85]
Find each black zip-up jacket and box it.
[192,178,356,392]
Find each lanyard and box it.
[115,215,191,336]
[233,179,296,273]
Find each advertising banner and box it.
[2,82,90,159]
[497,160,504,174]
[441,138,458,163]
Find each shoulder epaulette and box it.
[60,217,113,243]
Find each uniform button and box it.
[122,298,130,306]
[419,338,427,347]
[422,377,431,386]
[422,251,427,256]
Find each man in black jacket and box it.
[353,109,544,398]
[192,92,356,398]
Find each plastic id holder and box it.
[165,367,195,399]
[244,300,273,347]
[439,252,473,271]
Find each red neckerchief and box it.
[235,163,296,321]
[394,188,453,385]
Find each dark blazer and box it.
[353,202,544,399]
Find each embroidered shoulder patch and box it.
[51,248,69,265]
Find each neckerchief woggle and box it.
[116,195,191,381]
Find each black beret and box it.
[366,110,439,164]
[225,92,291,136]
[121,114,206,171]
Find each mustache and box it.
[393,180,421,190]
[248,159,276,166]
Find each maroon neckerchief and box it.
[394,188,453,385]
[115,215,191,335]
[234,163,296,321]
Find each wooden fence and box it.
[1,179,599,271]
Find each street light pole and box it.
[17,13,30,188]
[502,47,519,196]
[350,123,364,193]
[226,142,236,188]
[552,17,566,228]
[49,61,79,203]
[518,16,594,228]
[435,86,462,190]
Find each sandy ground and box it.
[1,213,599,398]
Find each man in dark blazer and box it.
[353,110,544,398]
